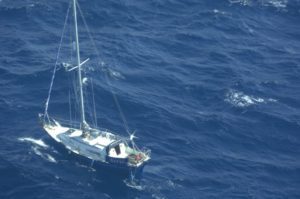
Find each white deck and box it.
[44,123,115,162]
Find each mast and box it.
[73,0,86,130]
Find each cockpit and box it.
[108,141,128,158]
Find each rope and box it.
[91,78,98,127]
[77,3,131,135]
[44,2,71,122]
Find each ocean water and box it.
[1,0,300,198]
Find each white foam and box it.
[123,179,144,191]
[166,180,176,189]
[229,0,251,6]
[46,154,57,163]
[268,98,277,102]
[225,90,276,107]
[151,194,166,199]
[229,0,288,9]
[18,137,49,148]
[32,146,57,163]
[267,0,288,9]
[108,69,125,80]
[212,9,227,15]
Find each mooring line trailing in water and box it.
[77,3,131,135]
[44,2,71,122]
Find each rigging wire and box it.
[77,2,131,136]
[91,78,98,128]
[44,2,71,122]
[68,89,72,127]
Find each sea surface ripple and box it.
[0,0,300,198]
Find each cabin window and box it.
[115,145,121,155]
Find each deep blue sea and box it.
[1,0,300,198]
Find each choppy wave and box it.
[1,0,300,198]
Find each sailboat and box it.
[39,0,150,176]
